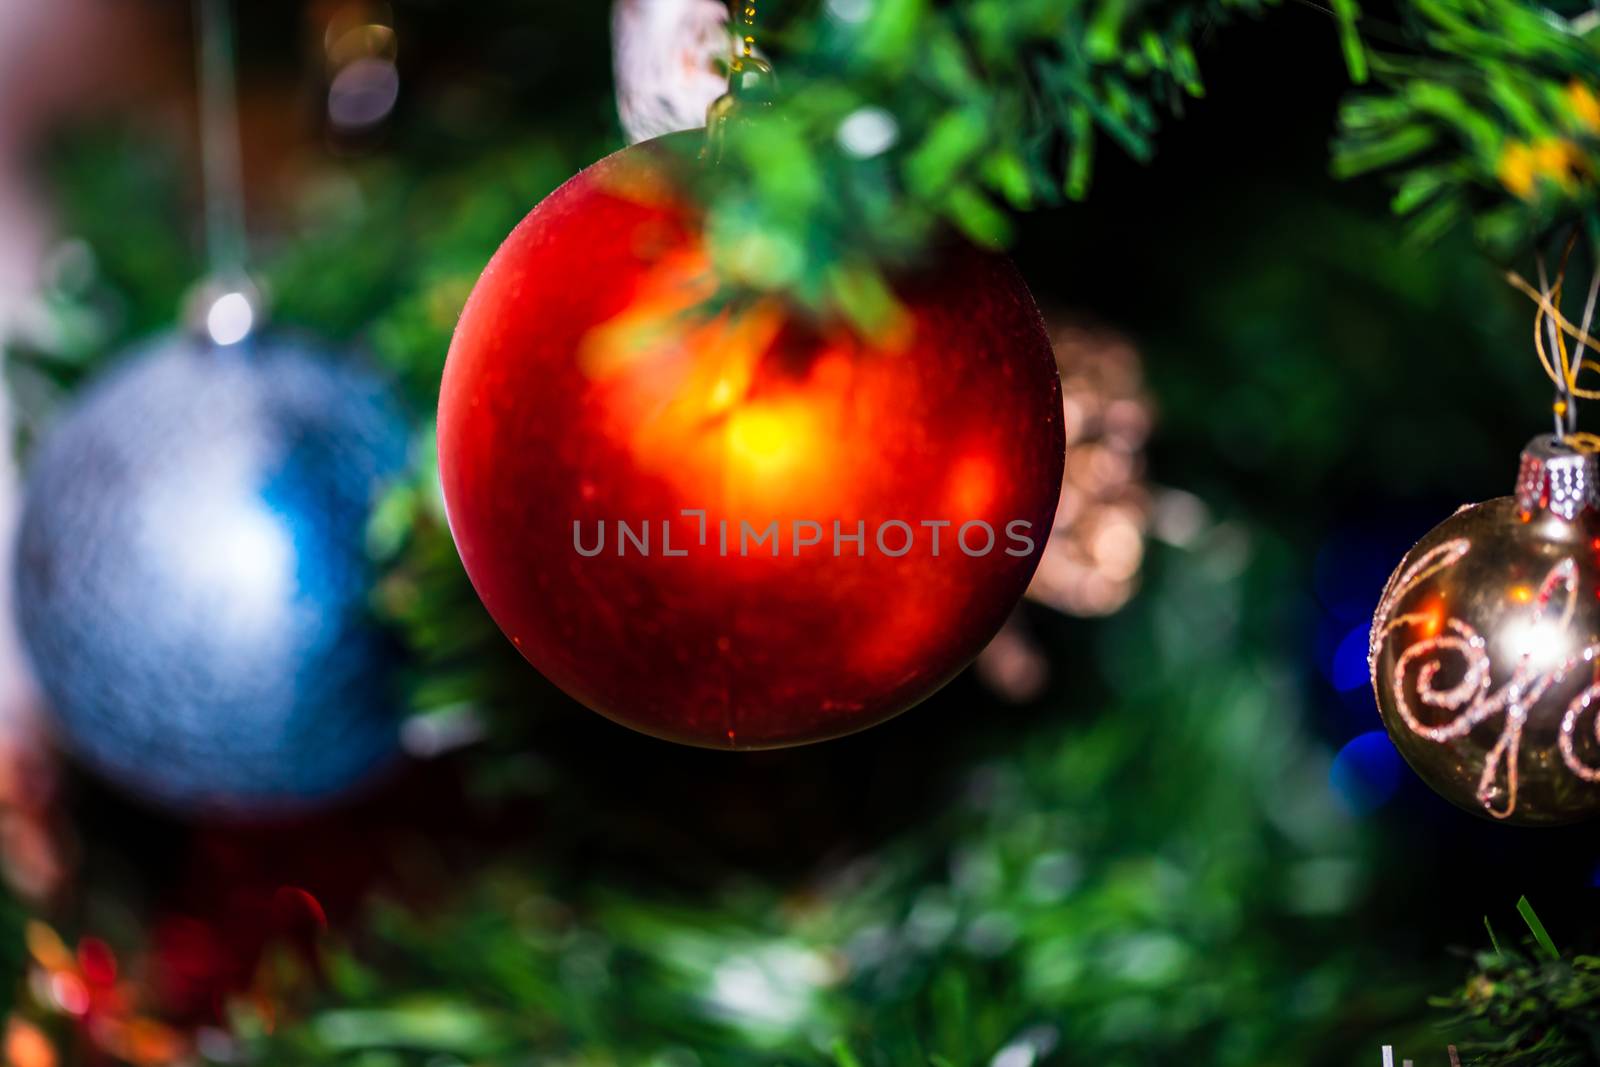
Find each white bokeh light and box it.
[826,0,872,22]
[205,290,255,346]
[328,56,400,131]
[170,498,293,639]
[837,106,898,158]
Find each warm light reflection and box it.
[1501,617,1567,671]
[708,375,738,411]
[948,455,996,516]
[579,252,863,514]
[5,1017,56,1067]
[1416,596,1445,637]
[726,403,811,476]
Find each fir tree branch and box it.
[696,0,1301,329]
[1333,0,1600,254]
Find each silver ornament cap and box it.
[1515,433,1600,521]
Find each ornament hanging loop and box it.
[734,2,756,68]
[186,0,262,346]
[703,0,776,162]
[1511,231,1600,447]
[1536,242,1580,442]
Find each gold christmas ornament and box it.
[1370,435,1600,824]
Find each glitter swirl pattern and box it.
[1372,537,1600,819]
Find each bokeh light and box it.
[203,290,254,346]
[1025,319,1152,619]
[320,3,397,135]
[1330,730,1403,815]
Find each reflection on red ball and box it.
[438,135,1064,748]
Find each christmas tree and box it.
[0,1,1597,1064]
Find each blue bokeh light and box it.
[1330,730,1404,815]
[1330,623,1373,692]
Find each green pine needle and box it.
[1485,916,1504,957]
[1517,896,1559,961]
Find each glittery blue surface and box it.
[13,333,411,816]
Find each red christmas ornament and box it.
[438,135,1064,748]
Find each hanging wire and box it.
[1507,230,1600,450]
[1506,271,1600,361]
[1497,273,1600,356]
[733,2,756,72]
[702,0,772,161]
[1535,246,1572,439]
[1572,260,1600,404]
[195,0,249,283]
[727,1,773,101]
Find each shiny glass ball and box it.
[1371,496,1600,824]
[438,135,1065,749]
[13,333,410,816]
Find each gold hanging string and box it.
[1506,229,1598,405]
[733,2,756,73]
[1504,229,1600,451]
[1538,241,1572,436]
[1572,256,1600,401]
[1506,269,1600,398]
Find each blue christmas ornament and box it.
[13,332,410,816]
